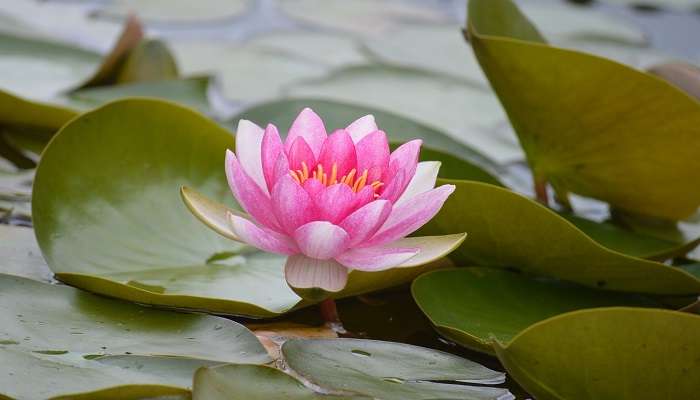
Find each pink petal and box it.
[378,169,407,203]
[353,185,375,209]
[339,199,392,247]
[315,184,355,224]
[384,139,422,181]
[225,150,281,231]
[272,175,317,234]
[367,184,455,246]
[293,221,350,259]
[303,178,325,199]
[335,245,419,271]
[285,108,327,158]
[355,130,389,183]
[284,254,348,292]
[228,213,298,255]
[317,129,357,178]
[287,137,317,172]
[235,120,268,195]
[261,124,284,191]
[394,161,440,207]
[271,152,291,188]
[346,114,378,143]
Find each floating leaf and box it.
[494,308,700,400]
[67,76,211,114]
[234,98,499,171]
[278,0,447,37]
[33,98,301,317]
[468,0,700,220]
[0,31,100,100]
[412,268,661,354]
[249,31,367,69]
[287,65,523,164]
[419,180,700,295]
[0,273,268,399]
[0,225,53,282]
[193,364,368,400]
[282,338,512,400]
[170,42,328,103]
[93,0,251,24]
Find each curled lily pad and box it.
[33,98,300,317]
[468,0,700,220]
[494,308,700,400]
[0,89,77,166]
[282,338,512,400]
[412,268,662,354]
[419,180,700,295]
[0,273,268,399]
[193,364,369,400]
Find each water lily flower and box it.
[225,108,456,294]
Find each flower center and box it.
[289,162,383,193]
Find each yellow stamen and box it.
[353,170,368,192]
[301,162,309,180]
[290,171,301,184]
[329,163,338,185]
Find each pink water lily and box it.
[225,108,455,293]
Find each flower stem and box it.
[320,298,346,334]
[534,176,549,206]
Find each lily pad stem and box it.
[320,298,346,334]
[534,177,549,206]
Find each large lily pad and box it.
[0,273,268,399]
[419,180,700,295]
[468,0,700,220]
[32,98,301,317]
[282,339,512,400]
[193,364,369,400]
[287,65,523,164]
[494,308,700,400]
[412,268,661,354]
[0,225,53,282]
[0,31,100,100]
[234,98,499,171]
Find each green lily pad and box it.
[278,0,447,37]
[170,42,328,103]
[287,65,523,164]
[181,186,467,303]
[0,225,53,282]
[193,364,369,400]
[467,0,700,220]
[0,31,100,100]
[562,214,700,260]
[494,307,700,400]
[282,338,512,400]
[0,273,268,399]
[66,76,211,114]
[249,31,367,69]
[32,98,301,317]
[0,89,78,165]
[678,261,700,279]
[412,268,662,354]
[93,0,251,24]
[234,98,499,171]
[419,180,700,295]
